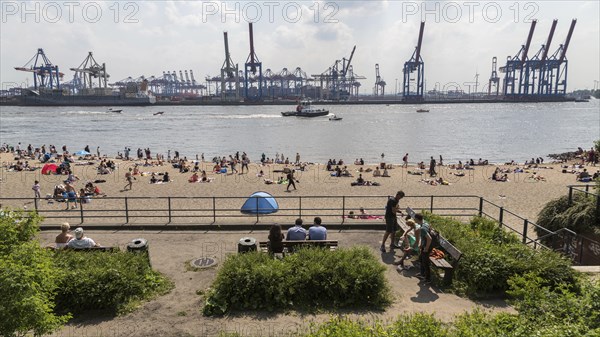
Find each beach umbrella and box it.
[240,191,279,214]
[74,150,91,156]
[41,163,58,175]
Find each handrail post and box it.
[79,198,84,223]
[168,197,172,223]
[568,186,573,206]
[498,207,504,229]
[256,197,259,223]
[522,219,528,244]
[341,196,346,224]
[299,196,302,218]
[125,197,129,223]
[585,184,589,193]
[34,197,38,211]
[212,197,216,223]
[430,195,434,213]
[579,237,584,265]
[478,197,483,217]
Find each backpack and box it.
[421,222,440,251]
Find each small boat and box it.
[329,114,343,121]
[416,109,429,113]
[153,111,165,115]
[281,99,329,117]
[107,108,123,113]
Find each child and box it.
[32,180,41,198]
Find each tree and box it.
[0,211,70,336]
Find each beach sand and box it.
[1,152,597,336]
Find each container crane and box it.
[374,63,386,96]
[535,19,558,95]
[311,45,358,101]
[220,31,240,100]
[244,23,263,100]
[402,22,425,101]
[69,52,109,94]
[500,20,537,97]
[14,48,64,90]
[546,19,576,95]
[488,57,500,96]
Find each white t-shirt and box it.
[67,237,97,249]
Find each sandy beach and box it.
[1,151,598,336]
[1,152,596,228]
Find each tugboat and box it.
[281,100,329,117]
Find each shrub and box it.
[424,214,575,297]
[536,193,599,238]
[0,211,70,337]
[53,250,172,316]
[0,210,43,254]
[202,247,391,316]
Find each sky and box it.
[1,1,599,94]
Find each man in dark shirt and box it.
[381,190,405,252]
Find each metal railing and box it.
[2,186,598,264]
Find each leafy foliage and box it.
[53,250,172,316]
[202,247,391,316]
[536,193,599,238]
[0,212,70,337]
[425,214,575,297]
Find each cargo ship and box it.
[19,86,156,106]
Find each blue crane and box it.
[402,22,425,101]
[15,48,63,90]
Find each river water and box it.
[1,100,598,164]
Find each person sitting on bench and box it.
[286,218,307,240]
[308,217,327,240]
[67,227,100,249]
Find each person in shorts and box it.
[381,190,405,252]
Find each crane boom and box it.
[521,20,537,63]
[223,32,232,73]
[415,21,425,62]
[248,23,255,64]
[343,46,356,76]
[540,19,558,62]
[559,19,577,62]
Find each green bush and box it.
[425,214,575,297]
[0,211,70,337]
[536,193,599,238]
[0,210,43,254]
[53,250,172,316]
[202,247,391,316]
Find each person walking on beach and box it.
[295,152,300,164]
[286,170,297,192]
[381,191,405,253]
[96,146,100,157]
[429,156,437,177]
[32,180,41,198]
[403,153,409,168]
[124,168,134,190]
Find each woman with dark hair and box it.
[268,224,285,254]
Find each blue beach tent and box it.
[240,191,279,214]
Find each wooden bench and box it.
[258,240,339,256]
[64,246,120,252]
[429,234,462,285]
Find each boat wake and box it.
[212,114,281,119]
